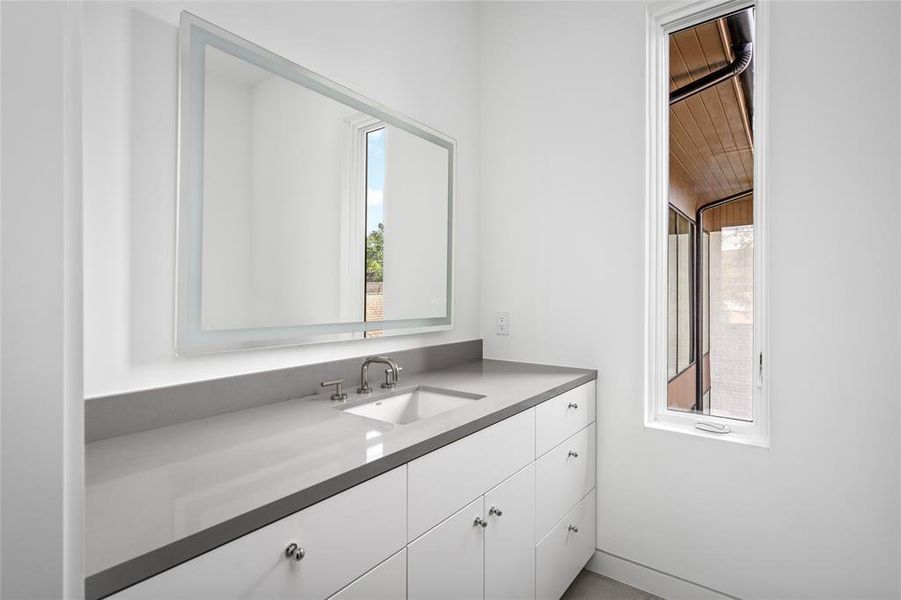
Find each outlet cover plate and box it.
[495,311,510,335]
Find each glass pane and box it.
[365,128,386,334]
[702,231,710,355]
[667,209,678,379]
[676,214,692,373]
[703,200,754,422]
[665,7,756,422]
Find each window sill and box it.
[645,417,769,448]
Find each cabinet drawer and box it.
[113,467,406,600]
[328,549,406,600]
[535,382,595,457]
[408,408,535,541]
[535,423,596,541]
[535,488,596,600]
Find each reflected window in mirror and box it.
[365,127,385,336]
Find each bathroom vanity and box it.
[86,359,597,600]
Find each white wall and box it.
[480,2,900,598]
[83,1,481,397]
[1,1,83,597]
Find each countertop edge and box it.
[86,369,596,600]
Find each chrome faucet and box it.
[358,355,401,394]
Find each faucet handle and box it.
[321,379,347,402]
[381,367,403,389]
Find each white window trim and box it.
[645,0,770,447]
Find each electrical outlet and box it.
[495,311,510,335]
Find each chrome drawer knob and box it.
[285,543,305,561]
[474,516,488,528]
[567,402,579,409]
[567,450,579,458]
[568,525,579,533]
[489,506,503,517]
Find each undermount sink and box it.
[339,386,485,425]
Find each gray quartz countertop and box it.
[85,359,596,599]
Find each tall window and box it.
[648,1,767,445]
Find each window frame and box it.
[645,0,770,447]
[339,115,385,327]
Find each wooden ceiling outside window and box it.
[669,17,753,209]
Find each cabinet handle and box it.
[473,516,488,528]
[568,525,579,533]
[567,450,579,458]
[285,543,305,561]
[489,506,503,517]
[567,402,579,409]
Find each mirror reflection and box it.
[178,14,454,352]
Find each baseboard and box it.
[586,549,737,600]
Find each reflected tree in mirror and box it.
[366,224,384,283]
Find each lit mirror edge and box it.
[174,11,456,355]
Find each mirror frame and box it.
[176,12,455,354]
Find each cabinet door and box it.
[408,496,485,600]
[485,464,536,600]
[328,549,406,600]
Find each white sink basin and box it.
[339,386,485,425]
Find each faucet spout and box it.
[358,355,400,394]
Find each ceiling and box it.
[669,16,753,208]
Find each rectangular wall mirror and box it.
[177,12,455,353]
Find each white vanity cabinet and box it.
[403,381,596,600]
[107,381,596,600]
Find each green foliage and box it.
[366,223,384,282]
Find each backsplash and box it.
[85,339,482,442]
